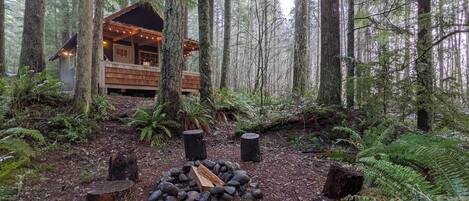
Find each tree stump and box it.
[183,130,207,161]
[108,151,138,182]
[241,133,261,162]
[86,180,135,201]
[322,164,364,199]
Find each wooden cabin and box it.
[49,3,200,95]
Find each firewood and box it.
[86,180,135,201]
[197,164,225,187]
[190,166,214,192]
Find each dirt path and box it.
[18,96,334,201]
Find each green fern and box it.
[180,97,213,134]
[358,157,436,200]
[129,106,179,147]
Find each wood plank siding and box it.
[102,61,200,93]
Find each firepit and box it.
[148,159,263,201]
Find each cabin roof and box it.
[49,3,198,61]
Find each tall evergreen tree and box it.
[199,0,213,102]
[346,0,355,108]
[0,0,5,76]
[292,0,309,97]
[19,0,45,73]
[317,0,342,106]
[158,0,185,121]
[416,0,434,131]
[73,0,93,114]
[220,0,232,89]
[91,0,104,95]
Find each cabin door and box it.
[113,44,133,64]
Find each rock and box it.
[158,182,180,196]
[322,164,364,199]
[165,196,176,201]
[202,159,216,169]
[233,170,247,175]
[221,193,234,200]
[162,171,171,177]
[218,160,226,166]
[183,162,193,173]
[249,182,259,188]
[189,181,198,187]
[220,166,228,172]
[241,193,255,201]
[231,173,250,185]
[147,190,163,201]
[186,191,200,201]
[170,168,182,177]
[213,164,221,175]
[225,180,240,188]
[210,186,225,195]
[224,186,236,196]
[238,186,247,196]
[179,174,190,182]
[220,173,233,182]
[177,191,187,200]
[252,189,263,199]
[194,160,201,167]
[199,192,211,201]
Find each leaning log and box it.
[86,180,135,201]
[183,130,207,161]
[322,164,364,199]
[241,133,261,162]
[108,151,138,182]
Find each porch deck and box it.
[100,61,200,94]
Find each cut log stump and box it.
[108,151,138,182]
[86,180,135,201]
[241,133,261,162]
[322,164,364,199]
[183,130,207,161]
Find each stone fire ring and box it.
[148,159,263,201]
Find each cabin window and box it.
[139,51,159,67]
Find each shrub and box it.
[91,95,115,121]
[180,97,213,134]
[128,105,179,148]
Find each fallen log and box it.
[86,180,135,201]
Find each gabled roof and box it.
[105,3,164,32]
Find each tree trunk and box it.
[0,0,5,76]
[198,0,214,103]
[416,0,433,132]
[182,5,188,71]
[346,0,355,108]
[73,0,93,114]
[19,0,45,73]
[91,0,104,95]
[317,0,342,106]
[209,0,214,44]
[61,0,71,43]
[465,0,469,97]
[292,0,309,97]
[322,164,364,199]
[220,0,232,90]
[158,0,184,121]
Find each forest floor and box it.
[17,96,335,201]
